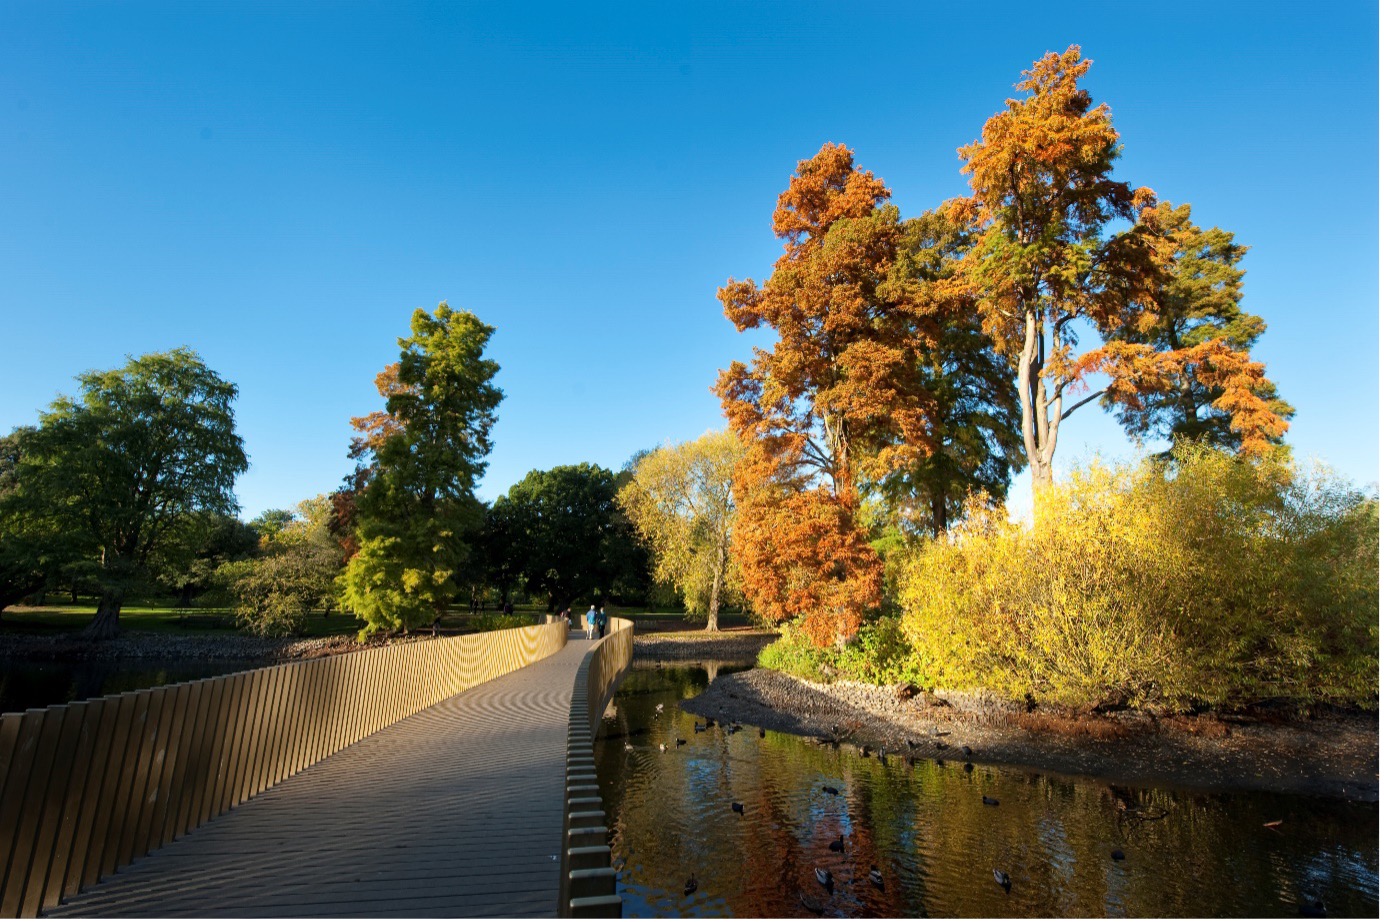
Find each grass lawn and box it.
[0,599,754,638]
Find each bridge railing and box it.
[561,616,633,918]
[0,620,569,918]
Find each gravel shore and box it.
[0,631,374,663]
[680,667,1379,802]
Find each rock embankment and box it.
[0,631,366,663]
[632,630,778,663]
[680,667,1379,802]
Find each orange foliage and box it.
[348,363,411,461]
[952,46,1287,483]
[716,143,931,644]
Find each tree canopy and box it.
[338,303,502,637]
[617,430,743,629]
[491,463,647,613]
[5,348,247,637]
[950,45,1289,487]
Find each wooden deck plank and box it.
[46,635,593,918]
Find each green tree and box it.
[0,428,56,611]
[10,349,247,637]
[878,209,1024,536]
[617,431,743,630]
[220,495,345,637]
[249,509,296,541]
[338,303,502,637]
[492,463,647,612]
[1106,201,1294,453]
[156,512,259,607]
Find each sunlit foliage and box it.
[900,446,1378,710]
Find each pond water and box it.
[594,664,1379,918]
[0,658,261,714]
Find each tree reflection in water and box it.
[596,665,1379,918]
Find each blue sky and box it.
[0,1,1377,518]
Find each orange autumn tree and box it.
[951,46,1288,488]
[716,143,942,647]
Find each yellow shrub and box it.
[900,446,1378,711]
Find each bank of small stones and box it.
[0,631,374,663]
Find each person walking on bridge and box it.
[596,606,608,639]
[584,605,596,640]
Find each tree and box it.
[877,209,1024,536]
[617,430,743,630]
[220,495,344,637]
[951,46,1288,488]
[156,512,259,607]
[0,428,55,611]
[338,303,502,637]
[492,463,646,612]
[1106,201,1294,453]
[716,143,942,645]
[10,349,247,638]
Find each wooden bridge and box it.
[0,619,632,918]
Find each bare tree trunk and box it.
[931,492,948,536]
[706,562,722,632]
[82,588,124,640]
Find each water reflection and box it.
[595,665,1379,918]
[0,657,259,714]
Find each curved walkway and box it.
[47,634,596,918]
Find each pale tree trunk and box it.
[705,544,725,632]
[1018,310,1054,490]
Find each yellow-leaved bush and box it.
[900,446,1378,711]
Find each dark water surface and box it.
[0,657,260,714]
[594,665,1379,918]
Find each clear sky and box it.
[1,1,1377,518]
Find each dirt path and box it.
[680,667,1379,802]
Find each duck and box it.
[993,869,1011,892]
[1299,894,1328,917]
[934,740,948,751]
[799,892,825,914]
[822,785,840,796]
[828,833,844,852]
[858,745,871,757]
[675,738,687,747]
[935,758,945,767]
[869,865,884,889]
[962,745,973,757]
[877,749,888,764]
[683,874,697,897]
[759,726,766,738]
[814,867,833,892]
[1110,849,1125,861]
[964,762,974,773]
[655,703,665,714]
[905,738,919,750]
[624,741,634,752]
[659,742,668,753]
[982,795,1000,806]
[731,801,744,815]
[693,722,706,733]
[905,755,916,768]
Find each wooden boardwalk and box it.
[46,635,596,918]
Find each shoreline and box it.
[678,666,1379,803]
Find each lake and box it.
[594,664,1379,918]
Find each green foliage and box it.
[759,617,922,686]
[221,496,344,637]
[338,534,452,639]
[491,463,649,611]
[899,446,1378,711]
[471,612,531,632]
[346,303,502,637]
[5,349,248,636]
